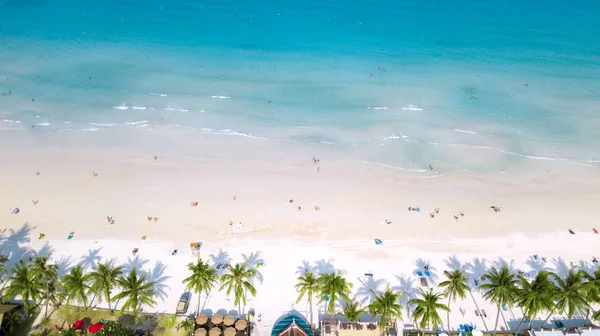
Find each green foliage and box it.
[112,269,157,317]
[96,321,132,336]
[408,288,449,330]
[317,271,353,316]
[0,309,22,334]
[62,265,91,308]
[4,262,41,312]
[295,271,319,326]
[341,301,367,322]
[182,258,218,314]
[220,262,258,313]
[368,287,404,330]
[180,318,194,333]
[89,261,124,311]
[439,269,470,332]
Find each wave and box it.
[211,95,230,99]
[35,122,50,126]
[363,161,428,172]
[150,93,168,97]
[213,128,267,140]
[0,127,23,130]
[124,120,149,125]
[2,119,21,124]
[382,133,408,140]
[498,150,569,161]
[89,122,118,127]
[113,104,129,110]
[81,127,99,131]
[367,106,389,110]
[164,107,189,112]
[401,105,423,111]
[454,128,478,135]
[132,106,147,110]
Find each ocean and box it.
[1,0,599,176]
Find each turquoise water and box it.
[1,0,600,175]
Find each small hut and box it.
[224,315,236,327]
[196,314,208,326]
[211,313,224,325]
[271,310,313,336]
[195,328,208,336]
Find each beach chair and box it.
[475,310,480,317]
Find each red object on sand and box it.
[594,228,598,234]
[73,320,85,330]
[88,323,105,334]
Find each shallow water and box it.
[1,0,599,175]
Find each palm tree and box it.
[368,287,404,331]
[295,271,319,327]
[181,318,194,335]
[220,262,257,314]
[318,271,353,316]
[88,261,124,312]
[513,270,556,336]
[439,270,470,332]
[112,268,157,317]
[62,265,91,308]
[583,267,600,325]
[3,262,41,312]
[480,266,518,336]
[0,254,9,295]
[31,256,59,318]
[342,301,367,322]
[182,258,218,314]
[542,270,590,327]
[408,288,449,332]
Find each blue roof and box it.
[271,311,313,336]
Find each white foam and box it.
[150,93,168,97]
[0,127,23,130]
[81,127,99,131]
[321,141,335,145]
[367,106,389,110]
[2,119,21,124]
[454,128,478,135]
[215,129,268,140]
[363,161,428,172]
[401,105,423,111]
[498,150,568,161]
[135,124,150,128]
[89,122,118,127]
[382,133,408,141]
[201,128,213,131]
[132,106,147,110]
[113,104,129,110]
[211,95,230,99]
[35,122,51,126]
[125,120,149,125]
[165,107,176,111]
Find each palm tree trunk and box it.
[106,287,113,312]
[468,290,489,330]
[309,295,314,328]
[196,291,202,315]
[541,305,557,328]
[492,304,501,336]
[514,314,527,336]
[447,295,452,333]
[88,292,98,310]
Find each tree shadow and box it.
[577,259,595,274]
[392,275,418,318]
[552,257,570,279]
[465,257,488,293]
[296,260,315,276]
[209,249,232,276]
[413,258,438,286]
[525,255,548,276]
[354,276,386,306]
[145,261,171,302]
[242,251,265,284]
[313,258,335,274]
[35,242,55,259]
[80,247,103,271]
[445,255,467,271]
[0,222,36,271]
[121,255,150,274]
[56,255,74,277]
[491,257,517,274]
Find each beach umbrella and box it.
[223,315,236,326]
[211,314,224,325]
[195,328,207,336]
[73,320,85,330]
[472,330,483,336]
[88,323,105,334]
[196,314,208,325]
[224,327,236,336]
[209,327,222,336]
[235,320,248,331]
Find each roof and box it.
[271,311,313,336]
[0,304,18,314]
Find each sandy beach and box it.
[1,128,599,334]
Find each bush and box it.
[96,321,132,336]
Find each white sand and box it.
[1,130,599,334]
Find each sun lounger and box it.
[475,310,480,317]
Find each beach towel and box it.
[425,271,431,277]
[416,271,423,276]
[375,240,383,245]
